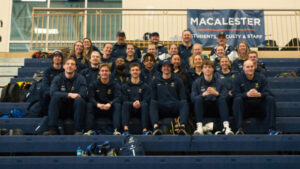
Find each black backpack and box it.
[119,135,145,156]
[0,82,32,102]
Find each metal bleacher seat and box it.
[0,155,299,169]
[24,58,51,67]
[17,67,47,78]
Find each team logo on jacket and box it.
[60,85,66,92]
[201,87,205,92]
[165,82,168,86]
[107,89,112,95]
[255,83,259,88]
[139,88,142,93]
[171,82,175,87]
[231,74,235,78]
[71,86,75,91]
[127,89,131,93]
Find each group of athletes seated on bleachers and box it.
[40,30,280,136]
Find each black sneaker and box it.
[177,127,188,135]
[153,127,162,135]
[235,128,245,135]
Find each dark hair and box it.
[126,43,135,48]
[129,62,141,70]
[143,53,155,63]
[64,57,77,66]
[248,50,258,57]
[103,43,113,48]
[201,60,214,70]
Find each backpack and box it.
[32,51,52,58]
[275,72,299,78]
[25,72,44,117]
[119,135,145,156]
[0,82,32,102]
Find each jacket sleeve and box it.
[50,76,68,98]
[260,75,272,97]
[191,79,200,101]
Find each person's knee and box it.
[233,96,243,103]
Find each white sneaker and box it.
[203,122,214,134]
[84,130,94,136]
[113,129,121,135]
[194,122,204,135]
[224,127,234,135]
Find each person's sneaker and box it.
[113,129,121,135]
[43,129,58,135]
[122,130,130,135]
[269,130,281,135]
[194,122,204,135]
[74,131,83,135]
[203,122,214,134]
[235,128,245,135]
[225,127,234,135]
[13,129,24,135]
[216,127,234,135]
[153,128,162,135]
[177,127,188,135]
[143,130,152,135]
[84,130,94,136]
[0,128,9,135]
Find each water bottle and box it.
[77,146,83,156]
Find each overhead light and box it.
[34,28,59,34]
[21,0,47,2]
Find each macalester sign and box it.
[187,10,265,47]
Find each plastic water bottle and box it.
[77,146,83,156]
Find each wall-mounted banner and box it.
[187,10,265,47]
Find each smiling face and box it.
[193,55,203,68]
[220,57,230,70]
[243,60,255,77]
[202,64,214,77]
[147,44,157,55]
[143,55,155,70]
[103,43,113,56]
[117,34,126,44]
[150,35,159,43]
[126,44,135,56]
[182,30,192,43]
[52,55,63,66]
[130,65,141,79]
[248,52,258,64]
[83,38,92,49]
[63,58,77,74]
[192,44,202,55]
[99,65,111,80]
[74,42,83,54]
[169,44,178,55]
[171,54,181,68]
[217,36,227,46]
[216,45,225,58]
[161,64,172,75]
[90,51,101,66]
